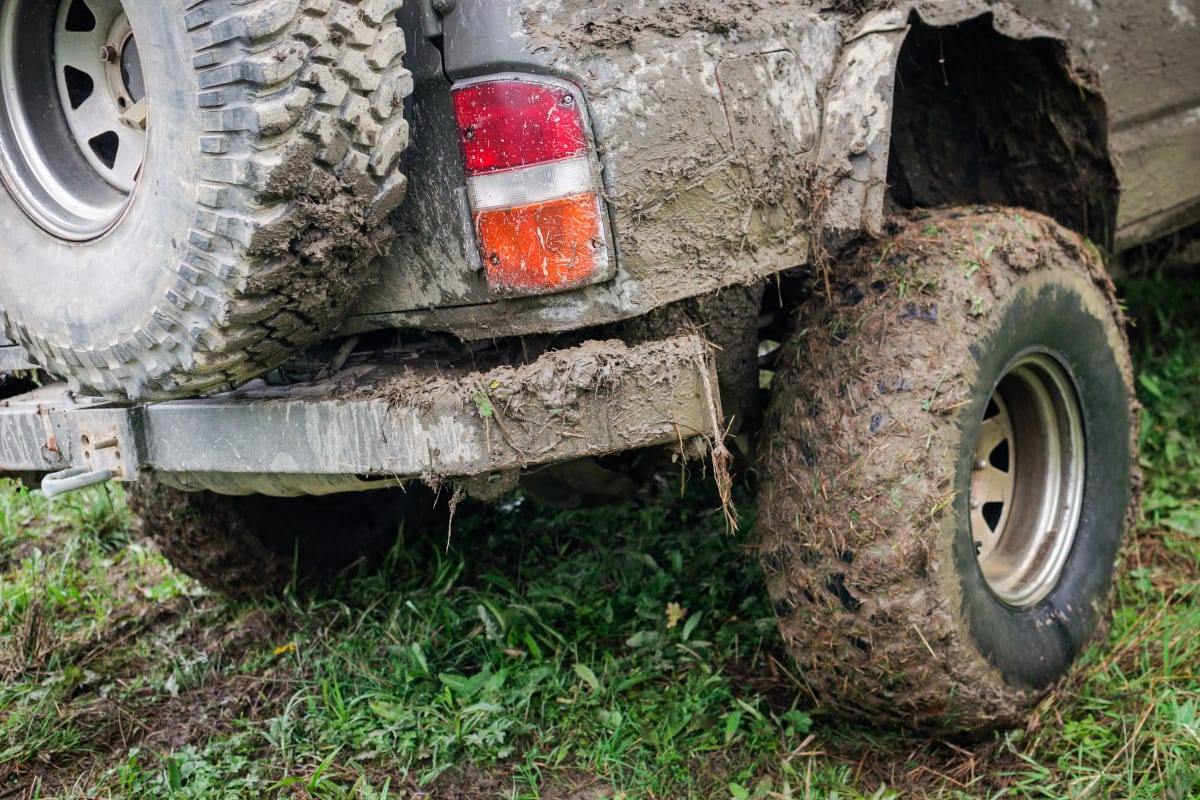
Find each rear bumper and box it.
[0,335,720,496]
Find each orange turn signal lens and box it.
[475,194,606,292]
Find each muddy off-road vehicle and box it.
[0,0,1197,732]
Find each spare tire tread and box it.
[128,475,442,600]
[4,0,411,400]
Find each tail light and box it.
[452,75,611,295]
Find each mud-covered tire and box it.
[127,478,440,599]
[755,208,1138,732]
[0,0,411,401]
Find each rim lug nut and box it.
[975,458,988,470]
[99,44,118,63]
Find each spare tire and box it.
[0,0,411,400]
[128,477,445,599]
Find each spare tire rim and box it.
[0,0,147,240]
[970,352,1086,607]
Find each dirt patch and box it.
[1,674,297,800]
[821,733,1012,797]
[399,766,615,800]
[0,586,301,799]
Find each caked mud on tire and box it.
[755,208,1138,732]
[0,0,412,400]
[128,478,440,599]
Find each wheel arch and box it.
[818,4,1119,252]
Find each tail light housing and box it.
[452,75,612,295]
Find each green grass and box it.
[1,273,1198,799]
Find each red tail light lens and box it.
[453,81,590,175]
[452,76,612,295]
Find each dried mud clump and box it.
[754,207,1137,733]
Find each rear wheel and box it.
[755,208,1138,732]
[0,0,412,400]
[128,479,442,599]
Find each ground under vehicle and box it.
[1,0,1197,732]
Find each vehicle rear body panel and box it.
[999,0,1200,247]
[343,0,840,339]
[345,0,1197,344]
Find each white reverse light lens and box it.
[467,156,595,212]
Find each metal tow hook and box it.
[41,467,114,498]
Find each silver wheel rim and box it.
[970,353,1086,607]
[0,0,147,240]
